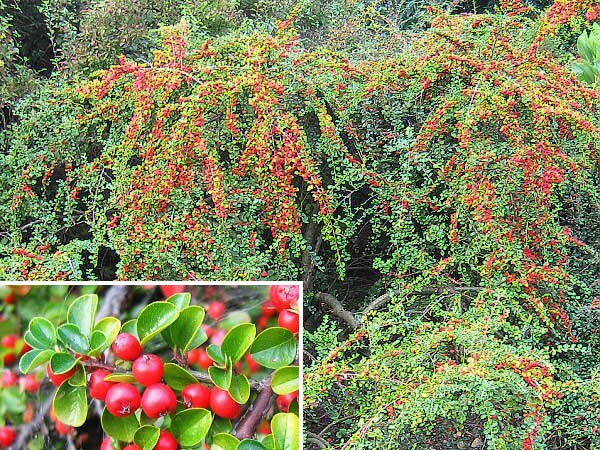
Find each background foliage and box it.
[0,0,599,448]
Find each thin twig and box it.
[234,375,274,439]
[315,293,359,328]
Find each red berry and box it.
[2,353,15,366]
[3,293,15,304]
[141,383,177,418]
[257,418,271,434]
[89,369,115,400]
[112,333,142,361]
[269,285,299,311]
[261,300,277,318]
[278,310,299,333]
[105,383,141,417]
[201,324,213,338]
[276,391,298,412]
[133,354,164,386]
[210,329,226,346]
[1,334,18,349]
[0,426,16,446]
[245,353,261,373]
[55,420,72,436]
[210,388,242,419]
[19,342,32,356]
[182,384,211,409]
[101,437,115,450]
[47,364,76,387]
[160,285,185,298]
[20,374,40,393]
[197,348,213,370]
[257,315,269,330]
[187,348,200,365]
[207,301,226,321]
[1,371,18,387]
[123,445,142,450]
[154,429,178,450]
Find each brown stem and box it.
[234,376,273,440]
[315,293,359,328]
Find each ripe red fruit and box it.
[201,324,213,338]
[89,369,115,400]
[245,353,261,373]
[19,342,32,356]
[105,383,141,417]
[160,285,185,298]
[55,420,72,435]
[20,374,40,392]
[133,354,164,386]
[3,293,15,304]
[1,334,18,349]
[257,418,271,434]
[207,301,226,321]
[276,391,298,412]
[269,285,299,311]
[141,383,177,418]
[257,315,269,330]
[1,371,18,387]
[182,384,211,408]
[154,430,178,450]
[112,333,142,361]
[0,426,16,446]
[187,348,200,365]
[101,437,115,450]
[278,310,299,333]
[47,364,77,387]
[123,445,142,450]
[261,300,277,318]
[210,388,242,419]
[2,353,15,366]
[196,348,213,370]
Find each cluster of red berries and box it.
[1,334,30,366]
[267,285,299,334]
[1,370,41,392]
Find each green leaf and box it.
[165,292,191,310]
[171,408,213,446]
[229,374,250,404]
[167,306,207,353]
[53,382,88,427]
[271,366,299,395]
[250,328,297,369]
[19,349,54,374]
[271,413,299,450]
[91,317,121,355]
[212,433,240,450]
[67,294,98,337]
[134,425,160,450]
[261,435,275,450]
[137,302,179,346]
[207,344,225,367]
[57,324,90,354]
[122,319,138,338]
[68,363,87,387]
[237,440,266,450]
[26,317,56,349]
[1,386,25,414]
[219,311,252,330]
[104,373,136,383]
[50,352,77,374]
[101,407,140,442]
[209,365,232,390]
[163,362,198,391]
[222,323,256,364]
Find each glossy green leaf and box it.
[165,292,191,310]
[271,413,299,450]
[167,306,207,353]
[222,323,256,363]
[137,302,179,346]
[53,382,88,427]
[261,434,275,450]
[237,440,266,450]
[50,352,77,374]
[209,365,232,390]
[219,311,252,330]
[171,408,213,446]
[67,294,98,337]
[104,373,136,383]
[229,374,250,404]
[68,363,87,386]
[207,344,225,367]
[134,425,160,450]
[212,433,240,450]
[271,366,299,395]
[121,319,138,338]
[26,317,56,349]
[250,328,297,369]
[163,362,198,391]
[19,349,54,374]
[101,407,140,442]
[57,323,90,354]
[91,317,121,355]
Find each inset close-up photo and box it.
[0,284,300,450]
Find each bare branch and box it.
[315,293,359,328]
[234,375,273,440]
